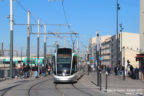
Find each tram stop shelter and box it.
[136,54,144,80]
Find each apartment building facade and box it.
[89,32,140,69]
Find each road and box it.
[0,73,142,96]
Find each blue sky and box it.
[0,0,139,56]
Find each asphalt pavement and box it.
[0,73,143,96]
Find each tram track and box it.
[0,79,32,96]
[55,84,70,96]
[1,77,97,96]
[0,84,21,96]
[28,78,70,96]
[54,82,95,96]
[0,77,51,96]
[28,78,52,96]
[72,83,94,96]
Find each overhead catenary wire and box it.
[60,0,78,46]
[60,0,71,29]
[15,0,39,23]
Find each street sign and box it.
[91,56,93,60]
[100,57,103,61]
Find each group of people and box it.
[127,64,139,80]
[114,65,124,76]
[114,64,139,80]
[19,63,51,78]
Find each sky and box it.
[0,0,140,56]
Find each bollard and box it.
[105,71,108,92]
[99,71,102,91]
[88,65,89,75]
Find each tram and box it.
[52,48,83,83]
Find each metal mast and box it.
[116,0,120,66]
[10,0,14,78]
[96,31,100,86]
[27,11,31,66]
[44,24,47,65]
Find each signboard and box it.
[91,56,93,60]
[100,57,103,61]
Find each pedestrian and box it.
[114,66,118,75]
[127,64,131,77]
[48,65,51,75]
[130,65,133,78]
[23,64,27,78]
[26,65,31,78]
[135,67,139,80]
[32,64,38,78]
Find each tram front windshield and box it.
[57,54,71,75]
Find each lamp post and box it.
[96,31,100,86]
[116,0,120,66]
[120,24,125,80]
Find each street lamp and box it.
[120,24,125,80]
[96,31,100,86]
[116,0,120,66]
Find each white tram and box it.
[52,48,84,83]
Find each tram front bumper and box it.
[53,74,77,82]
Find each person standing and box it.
[32,64,38,78]
[48,65,51,75]
[23,64,27,78]
[135,67,139,80]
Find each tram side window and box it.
[72,56,77,74]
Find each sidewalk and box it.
[84,72,144,96]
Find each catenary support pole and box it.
[27,11,31,67]
[57,32,59,49]
[10,0,14,78]
[77,40,79,70]
[21,48,22,61]
[44,24,47,65]
[37,19,40,76]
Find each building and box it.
[140,0,144,53]
[89,32,140,70]
[136,0,144,80]
[88,35,111,65]
[110,32,140,68]
[101,37,111,66]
